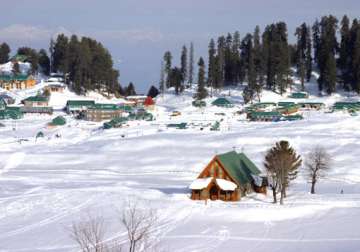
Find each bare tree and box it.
[121,200,158,252]
[264,140,302,204]
[305,145,331,194]
[70,215,120,252]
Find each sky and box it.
[1,0,360,93]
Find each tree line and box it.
[159,14,360,101]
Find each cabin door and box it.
[209,185,218,200]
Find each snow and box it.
[0,77,360,251]
[216,179,237,191]
[0,61,31,75]
[189,177,212,190]
[251,174,264,187]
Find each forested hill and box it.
[160,15,360,100]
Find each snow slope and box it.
[0,80,360,252]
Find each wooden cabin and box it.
[85,103,123,122]
[21,96,53,114]
[126,95,147,106]
[189,151,267,201]
[45,83,66,93]
[66,100,95,114]
[0,74,36,90]
[298,102,325,110]
[247,111,282,122]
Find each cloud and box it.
[0,24,75,42]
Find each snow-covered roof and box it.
[215,179,237,191]
[189,177,212,190]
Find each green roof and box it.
[289,92,308,98]
[51,116,66,126]
[167,122,187,129]
[212,98,234,107]
[217,151,261,185]
[298,102,324,106]
[0,74,30,81]
[278,102,296,107]
[90,103,121,111]
[252,102,277,108]
[282,114,303,121]
[23,96,48,102]
[66,100,95,107]
[0,107,23,119]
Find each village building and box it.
[0,99,23,119]
[126,95,147,106]
[298,102,325,110]
[211,98,234,108]
[45,83,66,93]
[0,74,36,90]
[143,96,155,110]
[289,92,309,99]
[247,111,282,122]
[189,151,267,201]
[85,103,123,122]
[66,100,95,114]
[21,96,53,114]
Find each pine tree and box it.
[305,25,312,82]
[295,23,308,90]
[224,33,234,85]
[323,53,337,94]
[17,47,39,74]
[126,82,137,96]
[170,67,184,95]
[180,45,188,84]
[188,42,194,86]
[163,51,172,88]
[253,26,263,86]
[232,31,241,85]
[12,62,20,75]
[0,43,10,64]
[216,36,225,89]
[49,38,55,73]
[38,49,50,76]
[351,22,360,93]
[147,85,160,98]
[339,15,352,90]
[194,57,208,100]
[312,19,321,66]
[207,38,216,95]
[53,34,69,74]
[159,60,165,93]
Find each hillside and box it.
[0,75,360,251]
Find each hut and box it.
[0,74,36,90]
[189,151,267,201]
[211,98,234,108]
[247,111,282,122]
[126,95,147,106]
[289,92,309,99]
[0,106,23,120]
[45,83,66,93]
[22,96,53,114]
[277,104,299,115]
[85,103,123,122]
[66,100,95,114]
[298,102,325,110]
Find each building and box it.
[45,83,66,93]
[298,102,325,110]
[126,95,147,106]
[247,111,282,122]
[289,92,309,99]
[21,96,53,114]
[85,104,123,122]
[0,99,23,120]
[0,74,36,90]
[211,98,234,108]
[143,96,155,110]
[189,151,267,201]
[66,100,95,114]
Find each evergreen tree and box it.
[188,42,194,86]
[147,85,160,98]
[207,38,216,95]
[180,45,188,84]
[317,15,338,93]
[253,26,263,86]
[232,31,241,85]
[351,21,360,93]
[194,57,207,100]
[125,82,137,96]
[163,51,172,88]
[305,25,312,82]
[0,43,10,64]
[312,19,321,66]
[295,23,308,90]
[53,34,69,74]
[170,67,184,95]
[159,60,165,93]
[38,49,50,76]
[49,38,55,73]
[12,62,20,75]
[339,15,352,90]
[17,47,39,74]
[224,33,234,85]
[216,36,225,89]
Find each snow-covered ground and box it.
[0,78,360,252]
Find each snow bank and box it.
[216,179,237,191]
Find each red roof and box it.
[144,96,155,106]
